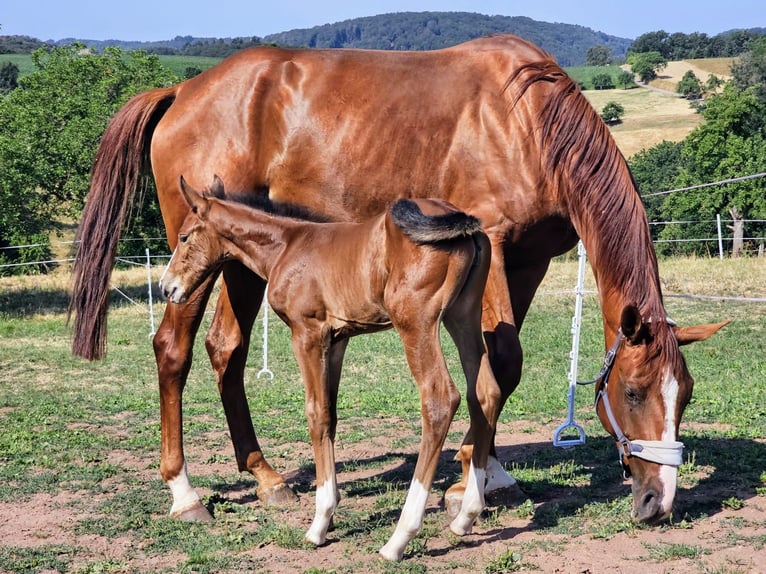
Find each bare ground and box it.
[1,417,764,573]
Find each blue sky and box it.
[3,0,762,42]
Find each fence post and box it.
[146,248,156,337]
[716,214,724,260]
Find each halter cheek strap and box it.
[581,329,685,470]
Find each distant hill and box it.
[261,12,632,66]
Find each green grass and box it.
[0,257,764,572]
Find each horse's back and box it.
[150,35,559,225]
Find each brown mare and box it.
[70,34,727,535]
[160,175,497,559]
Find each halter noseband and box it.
[578,329,685,474]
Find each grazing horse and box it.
[160,175,498,560]
[69,35,727,529]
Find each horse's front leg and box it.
[291,326,343,546]
[379,319,461,561]
[154,277,216,521]
[206,263,296,505]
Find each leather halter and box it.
[578,329,685,475]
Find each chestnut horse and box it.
[160,175,497,560]
[70,35,727,530]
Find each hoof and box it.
[443,486,466,519]
[171,501,214,522]
[257,482,298,506]
[485,483,527,508]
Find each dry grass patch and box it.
[583,88,701,157]
[650,58,735,93]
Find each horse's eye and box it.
[179,233,189,244]
[625,387,641,404]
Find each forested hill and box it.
[0,12,632,66]
[261,12,632,66]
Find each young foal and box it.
[160,176,501,561]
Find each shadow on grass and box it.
[208,434,766,535]
[0,283,164,317]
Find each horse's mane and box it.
[505,60,682,365]
[215,189,333,223]
[505,61,665,320]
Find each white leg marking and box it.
[450,461,486,535]
[168,463,201,516]
[379,480,429,561]
[305,478,337,546]
[485,455,516,492]
[659,368,680,514]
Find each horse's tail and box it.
[390,198,482,244]
[69,86,177,360]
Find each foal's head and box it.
[159,175,229,304]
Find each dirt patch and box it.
[2,419,764,573]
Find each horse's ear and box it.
[620,304,646,345]
[673,320,730,346]
[178,175,210,218]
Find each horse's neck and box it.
[216,207,297,280]
[574,190,665,337]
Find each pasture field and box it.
[1,257,764,573]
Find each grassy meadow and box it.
[0,256,764,573]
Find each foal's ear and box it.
[673,320,730,346]
[178,175,210,218]
[620,304,647,345]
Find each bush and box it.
[600,101,624,124]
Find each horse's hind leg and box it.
[206,262,297,505]
[154,276,218,521]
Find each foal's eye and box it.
[179,233,189,244]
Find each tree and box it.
[618,69,635,89]
[659,84,766,255]
[0,61,18,94]
[592,72,615,90]
[586,45,612,66]
[731,36,766,101]
[677,70,703,99]
[0,44,179,272]
[629,51,668,83]
[600,101,624,124]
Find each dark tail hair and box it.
[390,198,482,244]
[68,86,176,360]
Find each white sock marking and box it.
[305,478,337,546]
[379,479,429,561]
[168,463,201,516]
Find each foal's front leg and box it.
[291,326,346,546]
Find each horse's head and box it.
[159,175,228,304]
[596,304,728,524]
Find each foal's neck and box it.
[216,202,301,281]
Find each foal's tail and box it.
[390,198,482,244]
[68,86,177,360]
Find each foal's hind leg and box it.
[206,263,296,505]
[379,317,461,561]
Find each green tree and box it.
[586,45,612,66]
[731,36,766,101]
[629,51,668,83]
[677,70,703,99]
[629,141,684,245]
[592,72,615,90]
[0,61,19,94]
[600,101,624,124]
[659,84,766,255]
[618,69,635,89]
[0,44,179,272]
